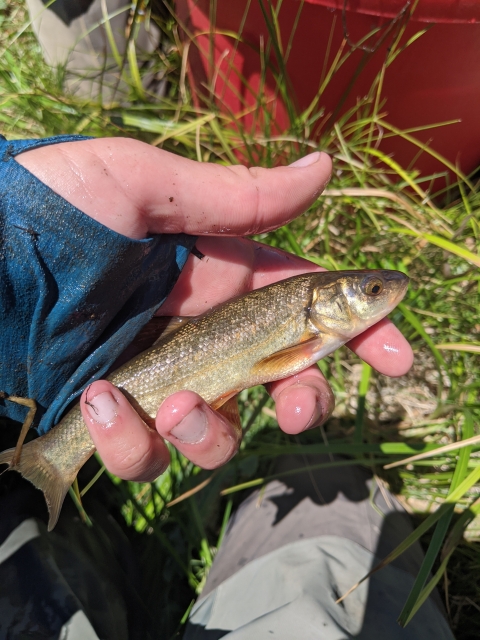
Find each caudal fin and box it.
[0,440,76,531]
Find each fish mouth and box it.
[380,269,410,306]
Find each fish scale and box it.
[0,269,409,530]
[109,275,314,412]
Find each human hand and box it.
[17,138,413,481]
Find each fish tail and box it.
[0,440,76,531]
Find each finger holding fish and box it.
[267,369,335,435]
[81,384,241,481]
[82,372,330,482]
[81,381,170,482]
[158,390,240,469]
[347,317,414,377]
[16,140,332,240]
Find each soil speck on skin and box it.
[169,197,174,202]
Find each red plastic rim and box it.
[305,0,480,23]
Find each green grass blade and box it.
[375,119,475,191]
[391,227,480,269]
[359,146,435,204]
[100,0,122,67]
[280,226,304,257]
[401,550,454,626]
[399,303,447,371]
[249,441,443,459]
[338,464,480,604]
[69,480,93,527]
[209,117,239,164]
[354,362,371,445]
[450,410,475,488]
[80,464,106,497]
[190,496,213,566]
[397,505,454,626]
[216,498,233,548]
[127,37,146,101]
[406,497,480,625]
[222,457,403,497]
[399,418,476,627]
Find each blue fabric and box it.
[0,134,196,434]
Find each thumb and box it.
[83,138,332,235]
[15,138,331,239]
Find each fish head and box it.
[308,270,409,339]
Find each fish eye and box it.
[363,276,384,296]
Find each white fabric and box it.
[186,535,454,640]
[0,518,40,565]
[59,610,101,640]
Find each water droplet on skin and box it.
[383,342,399,354]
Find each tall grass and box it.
[1,1,479,637]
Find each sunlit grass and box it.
[1,0,479,636]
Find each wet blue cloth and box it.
[0,134,196,434]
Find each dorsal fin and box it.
[152,316,192,345]
[111,316,194,370]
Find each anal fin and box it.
[216,395,242,437]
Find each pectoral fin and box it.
[251,336,325,378]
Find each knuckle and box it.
[109,439,167,481]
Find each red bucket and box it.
[178,0,480,185]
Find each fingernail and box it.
[169,406,208,444]
[297,384,335,431]
[288,152,321,168]
[85,391,118,425]
[306,387,335,430]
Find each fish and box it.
[0,269,408,530]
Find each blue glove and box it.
[0,134,196,434]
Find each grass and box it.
[1,0,480,637]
